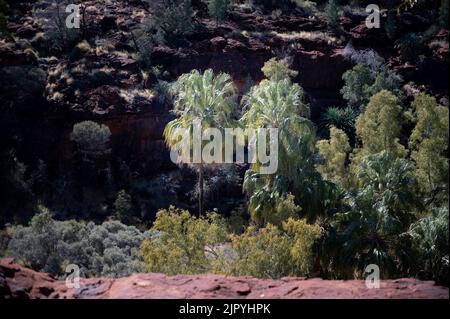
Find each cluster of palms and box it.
[163,59,448,282]
[163,61,323,221]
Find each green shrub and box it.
[7,212,146,277]
[113,190,133,223]
[293,0,318,16]
[70,121,111,160]
[225,219,321,278]
[261,58,298,82]
[324,0,340,28]
[320,106,358,134]
[341,63,403,110]
[411,207,449,284]
[140,207,228,275]
[208,0,231,25]
[329,151,421,278]
[148,0,194,41]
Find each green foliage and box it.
[70,121,111,160]
[439,0,449,27]
[164,69,236,215]
[329,151,420,278]
[410,206,449,284]
[140,208,321,279]
[324,0,340,28]
[113,190,133,223]
[407,93,449,199]
[241,77,329,223]
[242,76,341,222]
[320,106,357,135]
[353,90,406,162]
[340,64,403,110]
[341,64,373,109]
[149,0,194,41]
[225,219,321,278]
[131,14,165,67]
[356,152,419,228]
[395,32,424,62]
[293,0,318,15]
[261,58,298,82]
[140,207,228,275]
[316,126,351,186]
[384,11,397,40]
[7,211,145,277]
[168,69,236,132]
[153,80,172,104]
[369,68,403,101]
[208,0,230,24]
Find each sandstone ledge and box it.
[0,258,448,299]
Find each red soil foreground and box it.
[0,258,448,299]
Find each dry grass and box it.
[271,30,339,45]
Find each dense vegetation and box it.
[0,0,448,285]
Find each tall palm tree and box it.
[164,69,236,215]
[240,79,328,224]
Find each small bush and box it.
[293,0,318,16]
[70,121,111,160]
[324,0,340,29]
[341,63,403,110]
[225,219,321,278]
[140,207,228,275]
[113,190,133,223]
[7,212,146,277]
[320,106,358,134]
[261,58,298,82]
[147,0,194,41]
[208,0,231,25]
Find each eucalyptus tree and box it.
[164,69,236,216]
[407,93,449,203]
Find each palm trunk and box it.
[198,162,204,216]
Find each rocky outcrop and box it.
[1,0,448,177]
[1,259,448,299]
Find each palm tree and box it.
[164,69,236,215]
[328,151,420,278]
[240,79,327,224]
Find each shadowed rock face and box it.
[2,0,447,178]
[1,259,448,299]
